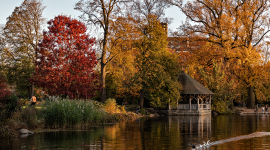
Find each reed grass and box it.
[40,97,107,128]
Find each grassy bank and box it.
[0,97,139,139]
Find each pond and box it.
[2,114,270,150]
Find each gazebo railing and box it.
[178,104,189,110]
[177,104,211,110]
[199,104,211,110]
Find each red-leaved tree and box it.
[31,15,101,99]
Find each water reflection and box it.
[2,115,270,150]
[163,115,212,149]
[167,115,211,138]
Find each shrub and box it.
[0,94,19,120]
[20,98,29,106]
[118,105,126,113]
[103,98,126,114]
[6,94,19,113]
[140,108,149,115]
[103,98,118,113]
[0,107,43,139]
[21,107,43,129]
[212,101,229,114]
[6,107,43,130]
[0,125,17,139]
[112,112,139,121]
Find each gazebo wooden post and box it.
[209,95,211,109]
[197,95,199,110]
[177,98,179,110]
[189,95,191,110]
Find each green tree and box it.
[197,61,236,113]
[6,59,34,98]
[134,15,181,108]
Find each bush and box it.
[6,107,43,130]
[118,105,126,113]
[0,107,43,139]
[6,94,19,113]
[21,107,42,129]
[140,108,149,115]
[0,125,17,139]
[103,98,118,113]
[212,101,233,114]
[20,98,29,106]
[0,94,19,120]
[103,98,126,114]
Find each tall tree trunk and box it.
[254,90,258,106]
[100,62,106,103]
[28,86,31,99]
[140,89,144,109]
[132,96,135,105]
[228,99,236,111]
[31,84,34,97]
[100,29,108,103]
[246,86,255,108]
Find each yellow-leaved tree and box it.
[106,16,141,104]
[167,0,270,108]
[75,0,134,103]
[1,0,46,98]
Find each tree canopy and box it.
[167,0,270,108]
[1,0,46,98]
[134,15,181,108]
[75,0,131,102]
[31,15,101,99]
[2,0,45,61]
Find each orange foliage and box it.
[105,16,141,101]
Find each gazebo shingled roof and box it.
[178,72,214,95]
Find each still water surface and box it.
[2,114,270,150]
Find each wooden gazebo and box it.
[167,72,214,115]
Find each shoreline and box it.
[235,107,269,115]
